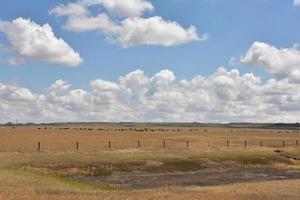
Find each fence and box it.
[0,138,297,153]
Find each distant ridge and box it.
[1,122,300,130]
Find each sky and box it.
[0,0,300,123]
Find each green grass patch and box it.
[189,150,295,169]
[146,160,205,172]
[244,163,272,169]
[4,167,118,191]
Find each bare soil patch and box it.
[81,168,300,189]
[22,156,300,189]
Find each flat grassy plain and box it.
[1,124,300,200]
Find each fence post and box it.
[283,140,285,147]
[260,140,263,148]
[138,140,141,148]
[163,140,166,149]
[227,140,229,148]
[296,140,298,146]
[186,141,189,148]
[109,141,111,149]
[76,141,79,150]
[244,140,247,148]
[37,142,41,152]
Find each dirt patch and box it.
[145,160,205,173]
[21,157,300,189]
[78,168,300,189]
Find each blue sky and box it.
[0,0,298,90]
[1,0,300,123]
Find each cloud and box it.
[84,0,154,17]
[49,2,87,16]
[49,2,119,33]
[294,0,300,6]
[0,18,83,67]
[117,17,203,47]
[50,0,206,47]
[0,83,37,102]
[1,68,300,123]
[50,0,154,17]
[241,41,300,83]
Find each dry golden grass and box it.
[0,125,299,152]
[1,167,300,200]
[1,124,300,200]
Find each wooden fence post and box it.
[109,141,111,149]
[163,140,166,149]
[260,140,263,148]
[296,140,298,146]
[227,140,229,148]
[283,140,285,147]
[244,140,247,148]
[76,141,79,150]
[37,142,41,152]
[138,140,141,148]
[186,141,189,148]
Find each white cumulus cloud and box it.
[241,41,300,83]
[0,18,83,67]
[1,68,300,123]
[117,16,203,47]
[50,0,206,47]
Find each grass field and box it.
[1,124,300,200]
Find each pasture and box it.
[1,123,300,200]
